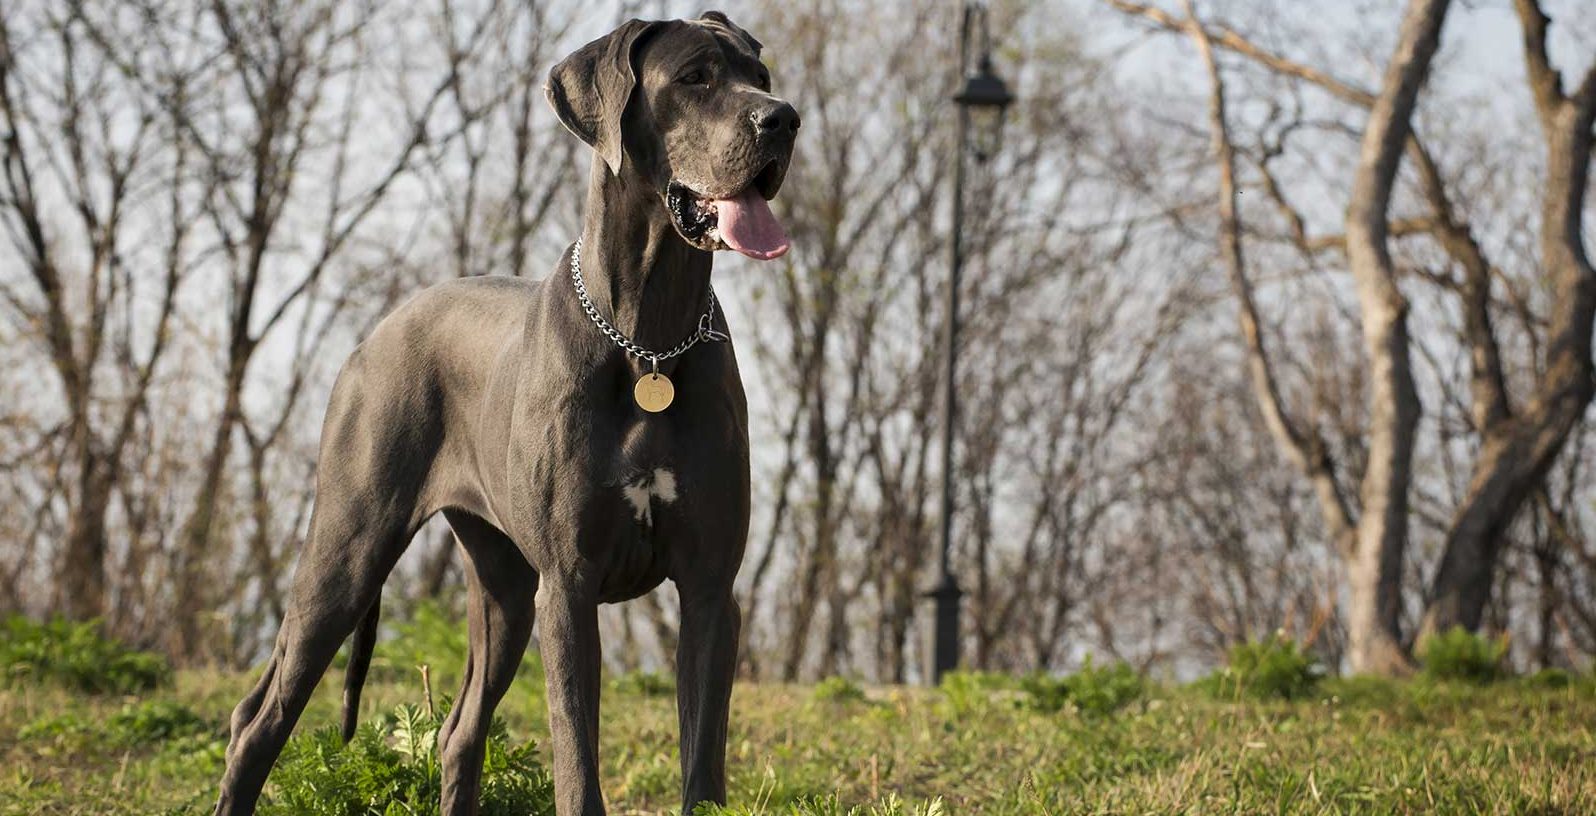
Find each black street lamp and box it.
[928,1,1012,685]
[954,57,1014,161]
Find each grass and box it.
[3,660,1595,815]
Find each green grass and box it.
[4,664,1594,815]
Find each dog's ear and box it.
[545,19,660,175]
[698,11,761,57]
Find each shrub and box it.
[260,698,554,816]
[1203,634,1322,700]
[811,676,866,704]
[608,670,675,697]
[1022,658,1143,716]
[1,616,170,694]
[107,700,212,744]
[1419,626,1510,683]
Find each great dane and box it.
[211,12,798,815]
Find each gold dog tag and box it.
[634,372,675,413]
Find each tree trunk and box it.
[781,535,829,680]
[171,357,248,658]
[1339,0,1450,674]
[56,465,112,621]
[1533,530,1559,670]
[1179,0,1438,674]
[1420,1,1596,638]
[781,336,839,680]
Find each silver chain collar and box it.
[569,237,727,370]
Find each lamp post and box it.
[929,1,1012,685]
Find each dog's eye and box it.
[756,69,771,91]
[677,69,708,86]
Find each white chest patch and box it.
[622,468,679,525]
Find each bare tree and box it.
[1419,0,1596,637]
[1123,0,1596,670]
[0,1,199,622]
[1131,0,1447,674]
[159,0,500,657]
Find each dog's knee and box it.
[440,722,487,768]
[225,657,279,757]
[438,718,491,814]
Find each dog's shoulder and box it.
[355,274,542,364]
[395,274,542,321]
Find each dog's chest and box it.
[582,402,742,602]
[597,461,681,602]
[611,414,694,528]
[620,467,679,525]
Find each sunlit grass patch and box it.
[2,662,1593,814]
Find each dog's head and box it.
[546,12,799,260]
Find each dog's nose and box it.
[754,102,801,134]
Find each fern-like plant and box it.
[260,698,553,816]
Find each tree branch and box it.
[1181,0,1356,551]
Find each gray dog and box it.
[210,12,798,816]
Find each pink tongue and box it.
[713,191,790,260]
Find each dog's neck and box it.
[577,158,713,355]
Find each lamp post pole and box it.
[930,2,1010,685]
[929,7,974,687]
[925,3,1008,686]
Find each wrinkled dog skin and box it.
[211,13,798,816]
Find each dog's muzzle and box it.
[666,158,791,261]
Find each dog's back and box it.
[314,275,541,526]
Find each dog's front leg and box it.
[676,587,741,814]
[537,580,606,816]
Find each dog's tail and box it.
[340,595,382,742]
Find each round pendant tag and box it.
[634,372,675,413]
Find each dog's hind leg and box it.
[436,510,538,816]
[340,594,382,742]
[213,500,418,816]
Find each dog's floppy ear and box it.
[545,19,660,175]
[699,11,761,56]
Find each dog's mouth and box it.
[666,161,789,261]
